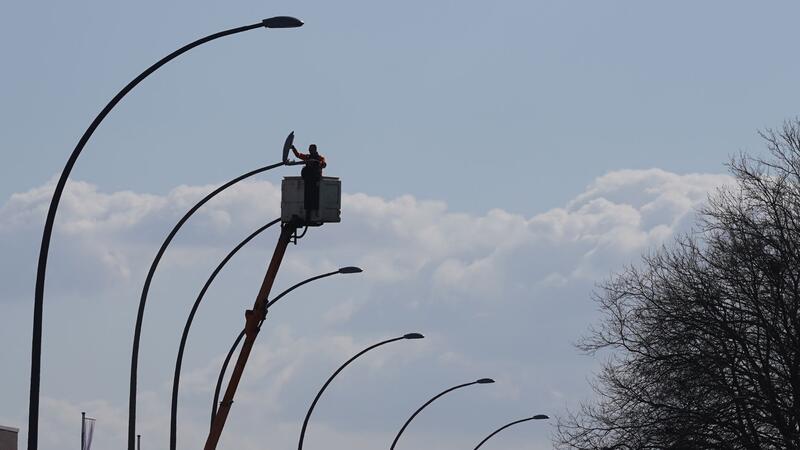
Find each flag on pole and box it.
[81,415,95,450]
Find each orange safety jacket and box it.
[292,148,327,169]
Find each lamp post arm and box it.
[390,381,478,450]
[298,336,406,450]
[170,218,280,450]
[473,417,538,450]
[28,20,272,450]
[267,270,340,308]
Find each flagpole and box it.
[137,434,141,450]
[81,412,85,450]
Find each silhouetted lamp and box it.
[263,16,304,28]
[391,377,497,449]
[28,15,307,450]
[472,413,550,449]
[298,332,426,450]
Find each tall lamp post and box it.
[28,16,303,450]
[390,378,495,450]
[132,163,283,450]
[298,333,425,450]
[472,414,549,449]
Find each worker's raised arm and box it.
[291,146,309,160]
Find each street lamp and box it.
[28,17,303,450]
[207,267,365,429]
[169,219,281,450]
[472,414,549,449]
[140,166,292,450]
[267,266,363,308]
[263,16,305,28]
[390,378,495,450]
[298,333,425,450]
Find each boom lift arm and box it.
[204,223,297,449]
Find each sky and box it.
[1,1,799,449]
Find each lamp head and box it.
[476,378,495,384]
[338,266,363,274]
[403,333,425,340]
[531,414,549,420]
[262,16,304,28]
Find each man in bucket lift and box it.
[291,143,327,221]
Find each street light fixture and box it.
[263,16,305,28]
[390,378,495,450]
[28,17,303,450]
[298,333,425,450]
[472,414,549,449]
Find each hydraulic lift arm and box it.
[204,223,297,450]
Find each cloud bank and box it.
[0,168,731,449]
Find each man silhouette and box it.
[291,144,326,221]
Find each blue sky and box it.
[4,1,799,213]
[2,1,799,449]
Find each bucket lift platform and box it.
[281,176,341,226]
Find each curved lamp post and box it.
[298,333,425,450]
[134,163,285,450]
[29,16,303,450]
[472,414,549,449]
[208,266,365,428]
[169,218,281,450]
[210,329,245,428]
[390,378,495,450]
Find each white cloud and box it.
[0,168,732,450]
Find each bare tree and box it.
[556,120,800,450]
